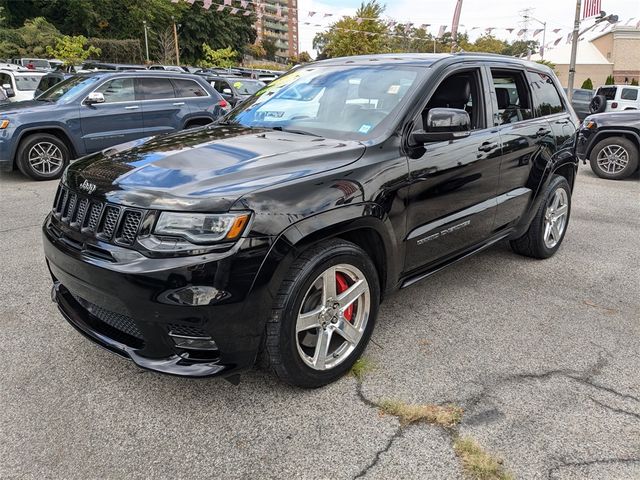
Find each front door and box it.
[80,77,144,153]
[404,67,502,273]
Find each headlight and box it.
[154,212,250,244]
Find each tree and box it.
[605,74,615,85]
[631,78,639,86]
[461,34,507,54]
[46,34,100,65]
[313,1,388,59]
[154,27,176,64]
[246,42,267,59]
[502,40,538,57]
[581,78,593,90]
[289,51,312,64]
[199,44,237,68]
[261,37,277,61]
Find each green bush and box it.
[605,74,615,85]
[581,78,593,90]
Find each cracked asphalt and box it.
[1,166,638,479]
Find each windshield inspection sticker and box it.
[387,84,400,94]
[359,124,372,134]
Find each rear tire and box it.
[261,239,380,388]
[589,137,639,180]
[589,94,607,114]
[510,175,571,259]
[16,133,70,181]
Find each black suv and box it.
[44,54,579,387]
[576,111,639,180]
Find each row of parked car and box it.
[567,84,640,119]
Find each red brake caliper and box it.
[335,272,354,322]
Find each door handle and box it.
[478,142,498,152]
[124,105,139,110]
[173,102,185,106]
[536,128,551,137]
[555,120,570,125]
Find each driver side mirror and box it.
[2,83,15,98]
[410,108,471,144]
[222,88,233,95]
[85,91,105,105]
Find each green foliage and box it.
[605,74,615,85]
[246,42,267,59]
[200,44,237,68]
[581,78,594,90]
[461,34,506,53]
[314,1,389,58]
[89,38,142,63]
[45,35,100,65]
[292,51,312,63]
[631,78,639,86]
[0,16,61,58]
[535,59,557,73]
[501,39,538,57]
[261,38,277,61]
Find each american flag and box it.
[583,0,602,19]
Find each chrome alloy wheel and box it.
[295,264,371,371]
[543,188,569,249]
[596,144,629,175]
[28,142,64,175]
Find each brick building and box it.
[254,0,299,61]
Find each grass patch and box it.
[351,357,374,380]
[453,436,513,480]
[379,400,463,427]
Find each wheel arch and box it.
[586,129,640,159]
[251,203,401,308]
[13,126,79,167]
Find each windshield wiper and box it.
[271,126,321,137]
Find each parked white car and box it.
[0,69,46,102]
[590,84,640,114]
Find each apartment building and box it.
[255,0,299,60]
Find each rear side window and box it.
[95,78,135,103]
[596,87,617,100]
[621,88,638,101]
[490,69,533,125]
[137,77,176,100]
[14,75,42,91]
[528,72,565,116]
[172,79,207,97]
[573,90,592,101]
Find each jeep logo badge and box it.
[78,179,96,195]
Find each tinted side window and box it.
[138,77,176,100]
[95,78,135,103]
[490,69,533,125]
[621,88,638,101]
[528,72,565,116]
[596,87,617,100]
[213,80,232,94]
[172,79,207,97]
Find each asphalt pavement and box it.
[1,166,638,479]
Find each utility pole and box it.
[567,0,582,102]
[520,8,532,60]
[172,16,180,65]
[143,20,149,63]
[450,0,464,53]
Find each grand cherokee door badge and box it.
[417,220,471,245]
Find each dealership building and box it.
[532,26,640,88]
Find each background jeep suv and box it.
[44,54,579,388]
[0,71,227,180]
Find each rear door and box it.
[487,66,556,231]
[137,77,185,136]
[171,77,213,118]
[79,76,144,153]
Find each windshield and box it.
[15,75,42,91]
[225,65,421,140]
[37,75,102,102]
[232,79,265,95]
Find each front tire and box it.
[16,133,70,181]
[589,137,639,180]
[262,239,380,388]
[510,175,572,259]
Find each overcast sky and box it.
[297,0,640,56]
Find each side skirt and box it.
[400,231,512,289]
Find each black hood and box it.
[64,125,366,212]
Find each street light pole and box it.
[450,0,464,53]
[143,20,149,63]
[172,16,180,65]
[567,0,582,103]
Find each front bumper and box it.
[43,219,275,378]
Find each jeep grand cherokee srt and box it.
[43,54,579,387]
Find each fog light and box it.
[169,333,218,351]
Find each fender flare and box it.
[249,202,401,310]
[585,128,640,159]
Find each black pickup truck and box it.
[44,53,579,387]
[576,110,640,180]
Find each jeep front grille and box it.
[51,184,145,247]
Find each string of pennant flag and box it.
[171,0,638,51]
